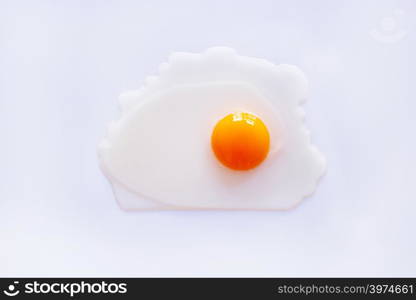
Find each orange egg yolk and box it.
[211,112,270,171]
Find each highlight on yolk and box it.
[211,112,270,171]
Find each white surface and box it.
[1,0,415,276]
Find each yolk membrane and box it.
[211,112,270,171]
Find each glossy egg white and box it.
[98,47,326,210]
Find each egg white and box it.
[98,47,326,210]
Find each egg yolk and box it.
[211,112,270,171]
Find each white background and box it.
[1,0,415,276]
